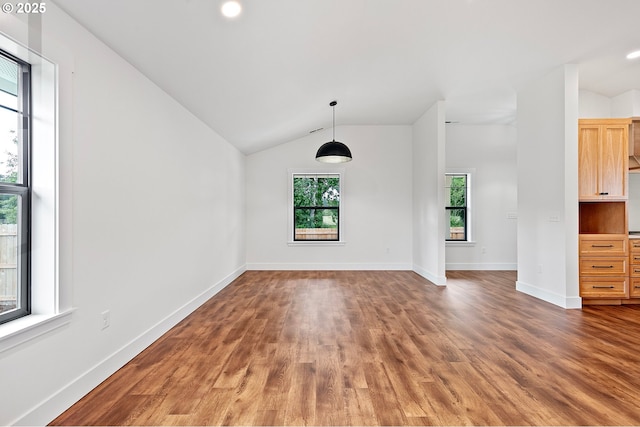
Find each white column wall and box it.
[516,65,580,308]
[412,101,446,285]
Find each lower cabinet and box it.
[579,234,629,303]
[579,276,628,299]
[629,239,640,298]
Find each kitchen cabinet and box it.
[579,234,629,300]
[578,119,631,304]
[578,119,631,201]
[629,239,640,298]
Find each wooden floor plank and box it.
[50,270,640,426]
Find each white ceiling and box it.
[52,0,640,154]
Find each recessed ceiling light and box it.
[221,1,242,18]
[626,50,640,60]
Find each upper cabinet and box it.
[579,119,631,201]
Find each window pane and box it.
[445,174,467,188]
[318,177,340,207]
[0,50,29,324]
[0,53,19,98]
[0,106,20,184]
[0,53,21,185]
[293,176,340,207]
[294,208,338,240]
[445,175,466,207]
[293,173,340,241]
[0,194,19,315]
[446,208,466,240]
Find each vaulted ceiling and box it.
[52,0,640,154]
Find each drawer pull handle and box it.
[592,265,614,269]
[592,285,615,289]
[599,192,609,195]
[635,286,640,289]
[591,244,614,248]
[635,257,640,261]
[635,269,640,273]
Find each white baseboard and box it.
[516,280,582,309]
[412,264,447,286]
[15,265,246,426]
[246,262,413,271]
[446,262,517,271]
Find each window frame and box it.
[0,50,31,325]
[0,26,74,353]
[445,171,473,243]
[288,169,345,245]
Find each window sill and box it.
[0,309,75,354]
[446,240,476,247]
[288,241,346,247]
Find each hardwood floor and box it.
[50,270,640,426]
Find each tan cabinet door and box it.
[600,125,628,199]
[578,125,600,200]
[578,120,629,201]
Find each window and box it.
[0,51,30,324]
[293,173,340,241]
[445,173,468,241]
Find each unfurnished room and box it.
[2,0,640,425]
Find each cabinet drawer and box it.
[631,239,640,252]
[580,277,628,298]
[580,236,628,256]
[579,257,628,275]
[631,253,640,265]
[630,265,640,277]
[631,278,640,298]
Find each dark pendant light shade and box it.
[316,101,352,163]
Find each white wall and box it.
[612,89,640,117]
[579,88,640,118]
[0,5,245,425]
[445,124,517,270]
[246,125,413,270]
[579,89,611,117]
[412,101,446,285]
[516,65,580,308]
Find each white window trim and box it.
[287,168,346,246]
[445,168,476,246]
[0,24,74,352]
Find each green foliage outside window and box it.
[294,176,339,229]
[447,175,466,227]
[0,133,18,225]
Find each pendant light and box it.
[316,101,352,163]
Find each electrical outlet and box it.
[101,310,110,330]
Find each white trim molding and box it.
[446,263,517,271]
[516,280,582,309]
[246,262,412,271]
[413,264,447,286]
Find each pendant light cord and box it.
[332,104,336,141]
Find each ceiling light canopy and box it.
[316,101,352,163]
[221,1,242,18]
